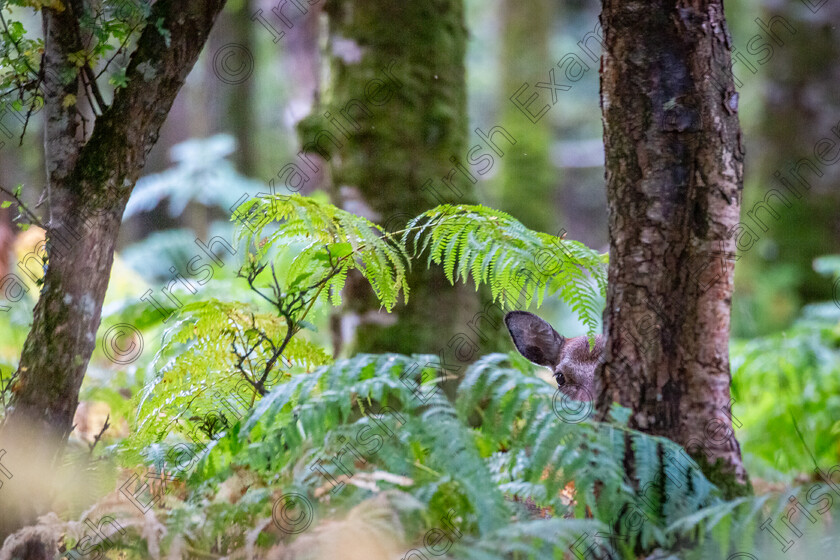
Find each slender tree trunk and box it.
[740,1,840,334]
[596,0,749,496]
[230,0,257,176]
[498,0,555,232]
[0,198,12,279]
[1,0,227,540]
[303,0,487,356]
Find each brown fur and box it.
[505,311,604,402]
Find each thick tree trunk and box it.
[596,1,749,496]
[0,0,227,539]
[302,0,491,356]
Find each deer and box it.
[503,310,607,520]
[504,310,605,403]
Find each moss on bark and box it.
[306,0,498,356]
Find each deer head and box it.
[504,311,604,402]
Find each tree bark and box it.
[596,0,749,496]
[1,0,226,537]
[302,0,492,356]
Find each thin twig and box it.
[0,184,46,229]
[82,63,106,113]
[0,6,39,80]
[78,66,101,116]
[94,21,142,81]
[18,97,36,145]
[229,320,261,391]
[88,414,111,456]
[256,260,346,390]
[0,83,29,98]
[789,411,820,472]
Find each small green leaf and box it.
[1,201,12,209]
[155,18,171,47]
[67,50,87,68]
[288,272,314,288]
[109,68,128,89]
[326,242,352,259]
[8,21,24,41]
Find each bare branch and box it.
[94,20,142,81]
[81,63,106,114]
[76,0,228,186]
[87,414,110,456]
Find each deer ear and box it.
[504,311,565,367]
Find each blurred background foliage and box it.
[1,0,839,546]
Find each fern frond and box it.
[129,298,331,452]
[406,205,607,336]
[233,192,410,311]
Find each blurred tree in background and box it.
[733,1,840,337]
[497,0,555,232]
[297,0,491,356]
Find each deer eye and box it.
[554,371,566,386]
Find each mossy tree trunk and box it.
[1,0,227,541]
[301,0,488,356]
[596,0,749,497]
[741,1,840,333]
[498,0,555,232]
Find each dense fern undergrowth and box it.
[1,193,838,559]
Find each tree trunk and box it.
[1,0,227,538]
[498,0,555,232]
[737,1,840,335]
[221,0,258,176]
[0,198,12,279]
[302,0,491,356]
[596,0,749,496]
